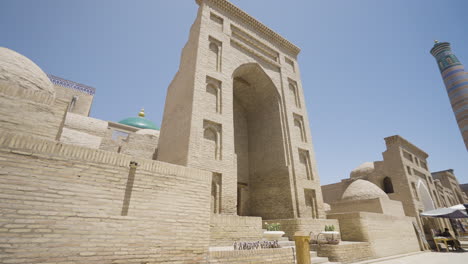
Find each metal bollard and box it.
[294,231,311,264]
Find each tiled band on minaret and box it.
[430,41,468,150]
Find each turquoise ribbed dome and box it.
[118,109,159,130]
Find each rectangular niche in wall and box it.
[293,113,307,142]
[206,76,222,114]
[203,120,222,160]
[402,150,413,162]
[288,78,301,109]
[285,57,295,73]
[411,182,419,201]
[304,189,319,219]
[208,36,222,72]
[210,12,223,31]
[211,172,222,214]
[299,148,313,180]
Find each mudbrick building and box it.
[0,0,465,263]
[322,135,468,252]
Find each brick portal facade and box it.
[1,0,464,263]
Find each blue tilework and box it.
[442,68,464,79]
[444,74,468,87]
[447,81,468,94]
[47,74,96,95]
[449,88,468,100]
[455,105,468,114]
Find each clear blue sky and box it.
[1,0,467,185]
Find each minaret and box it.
[430,41,468,150]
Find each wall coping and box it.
[197,0,300,56]
[384,135,428,159]
[48,74,96,95]
[0,131,211,182]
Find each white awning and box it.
[420,204,468,218]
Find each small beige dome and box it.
[323,203,331,211]
[350,162,374,178]
[0,47,55,98]
[341,179,388,201]
[135,129,160,136]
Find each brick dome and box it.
[350,162,375,178]
[0,47,55,100]
[341,179,388,201]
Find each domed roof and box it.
[323,203,331,212]
[119,109,159,130]
[341,179,388,201]
[0,47,55,98]
[350,162,375,178]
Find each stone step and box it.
[278,241,295,247]
[311,256,331,264]
[458,236,468,242]
[310,251,317,258]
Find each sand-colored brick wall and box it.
[62,112,108,137]
[59,113,108,149]
[208,248,295,263]
[0,91,67,141]
[0,131,212,264]
[157,7,202,166]
[316,242,372,263]
[321,181,349,204]
[53,84,94,116]
[328,212,420,258]
[210,215,263,246]
[120,133,158,160]
[60,127,102,149]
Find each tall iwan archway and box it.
[233,63,292,219]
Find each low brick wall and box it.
[210,214,263,246]
[208,248,295,263]
[316,242,372,263]
[264,218,340,240]
[0,131,212,264]
[327,212,420,258]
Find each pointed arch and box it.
[232,62,291,219]
[417,180,435,211]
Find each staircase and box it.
[278,240,340,264]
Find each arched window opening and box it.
[383,177,394,194]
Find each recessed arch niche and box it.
[232,63,292,219]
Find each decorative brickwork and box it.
[430,42,468,150]
[47,74,96,95]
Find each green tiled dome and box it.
[118,109,159,130]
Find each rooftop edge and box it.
[196,0,301,56]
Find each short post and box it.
[294,231,311,264]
